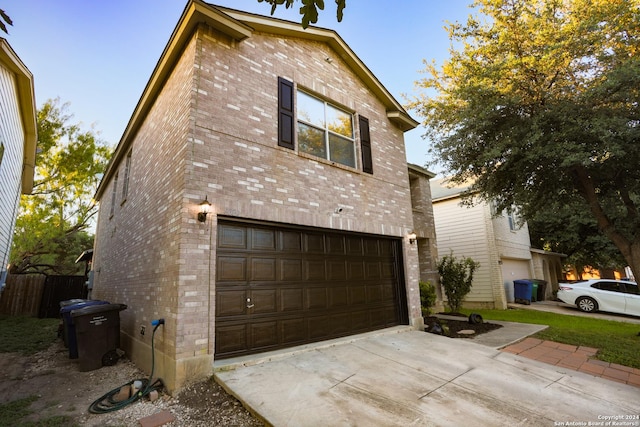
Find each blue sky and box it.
[5,0,473,173]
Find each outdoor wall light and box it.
[408,232,417,244]
[197,196,211,223]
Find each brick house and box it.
[0,38,37,285]
[93,1,437,392]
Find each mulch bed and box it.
[424,314,503,338]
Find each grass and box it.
[462,308,640,369]
[0,316,78,426]
[0,396,76,427]
[0,316,60,355]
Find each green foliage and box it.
[0,316,59,355]
[462,308,640,369]
[438,252,479,313]
[257,0,346,28]
[527,199,627,273]
[0,9,12,34]
[419,280,437,316]
[10,99,111,275]
[411,0,640,279]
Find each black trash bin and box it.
[59,299,109,358]
[70,303,127,371]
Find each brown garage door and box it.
[215,219,408,358]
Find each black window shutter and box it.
[359,116,373,174]
[278,77,295,149]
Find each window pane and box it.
[297,91,325,127]
[298,123,326,158]
[326,104,353,138]
[329,134,355,167]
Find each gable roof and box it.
[429,176,476,202]
[96,0,419,200]
[0,38,37,194]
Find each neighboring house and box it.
[92,1,437,392]
[430,177,564,309]
[0,38,37,286]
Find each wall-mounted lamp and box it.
[197,196,211,223]
[408,232,417,244]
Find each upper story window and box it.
[297,91,355,168]
[278,77,373,174]
[110,172,118,218]
[121,150,132,204]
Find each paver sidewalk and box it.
[502,337,640,388]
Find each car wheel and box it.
[576,297,598,313]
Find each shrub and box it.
[419,281,437,316]
[438,252,480,313]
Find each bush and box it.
[419,281,437,316]
[438,252,480,313]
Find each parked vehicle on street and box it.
[557,279,640,317]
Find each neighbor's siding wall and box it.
[0,63,24,277]
[432,198,505,308]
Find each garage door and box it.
[501,259,531,303]
[215,220,408,358]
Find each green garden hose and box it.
[88,319,165,414]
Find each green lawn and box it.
[0,316,60,355]
[462,308,640,369]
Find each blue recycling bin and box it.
[60,299,109,359]
[513,280,533,305]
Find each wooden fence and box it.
[0,274,86,318]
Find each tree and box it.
[10,99,112,275]
[527,199,627,277]
[0,9,11,34]
[411,0,640,278]
[257,0,346,28]
[438,252,479,313]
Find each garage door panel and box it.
[217,257,247,281]
[216,324,247,354]
[365,262,381,279]
[250,321,278,348]
[281,318,306,344]
[307,287,328,309]
[364,239,379,256]
[215,220,407,359]
[216,290,246,316]
[329,287,348,307]
[281,288,304,311]
[280,231,302,251]
[351,310,370,331]
[306,260,326,280]
[328,260,347,280]
[350,286,366,305]
[218,225,247,249]
[327,235,345,254]
[281,259,302,281]
[251,258,277,281]
[347,237,363,254]
[250,290,277,314]
[348,261,365,280]
[308,315,329,339]
[305,234,325,253]
[367,284,383,302]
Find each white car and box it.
[557,279,640,317]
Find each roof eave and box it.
[0,38,37,194]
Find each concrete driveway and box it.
[214,327,638,426]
